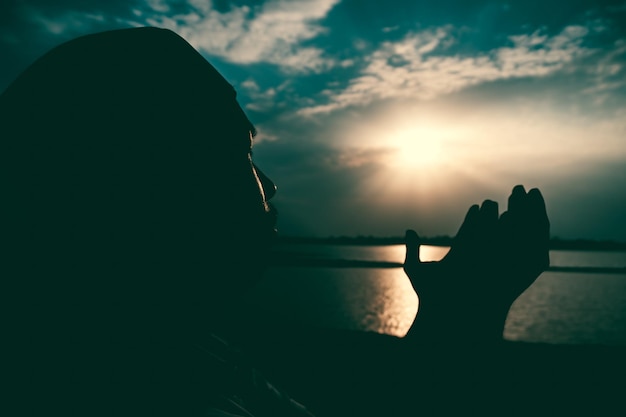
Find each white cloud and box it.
[239,77,291,113]
[28,8,107,35]
[300,25,593,115]
[240,79,261,92]
[146,0,171,13]
[24,0,339,73]
[140,0,340,73]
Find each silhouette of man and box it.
[2,27,549,417]
[1,27,311,417]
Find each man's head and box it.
[1,27,277,328]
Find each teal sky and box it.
[2,0,626,240]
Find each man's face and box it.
[247,130,278,233]
[213,126,278,277]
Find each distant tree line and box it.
[275,235,626,251]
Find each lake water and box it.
[248,244,626,346]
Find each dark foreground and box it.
[233,321,626,417]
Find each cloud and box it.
[25,7,108,36]
[135,0,340,73]
[19,0,340,73]
[300,24,594,115]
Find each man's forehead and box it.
[227,97,257,137]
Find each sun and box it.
[385,126,447,172]
[340,109,483,201]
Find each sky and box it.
[2,0,626,241]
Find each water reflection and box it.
[505,272,626,345]
[274,243,450,264]
[249,246,449,337]
[418,245,450,262]
[360,244,450,263]
[251,266,418,337]
[249,245,626,345]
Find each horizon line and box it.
[274,234,626,250]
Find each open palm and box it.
[403,185,550,344]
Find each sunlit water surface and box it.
[248,245,626,345]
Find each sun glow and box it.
[373,121,479,200]
[387,126,447,171]
[340,104,570,208]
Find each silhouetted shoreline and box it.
[268,256,626,274]
[270,235,626,273]
[275,235,626,251]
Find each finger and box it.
[517,188,547,238]
[479,199,499,250]
[506,185,529,248]
[404,229,433,293]
[404,229,421,270]
[526,188,550,268]
[507,184,526,214]
[479,199,499,227]
[455,204,480,244]
[527,188,550,233]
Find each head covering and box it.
[0,26,256,235]
[0,26,255,135]
[0,27,265,312]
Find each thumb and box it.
[404,229,421,273]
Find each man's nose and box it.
[254,164,277,200]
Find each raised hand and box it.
[403,185,550,344]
